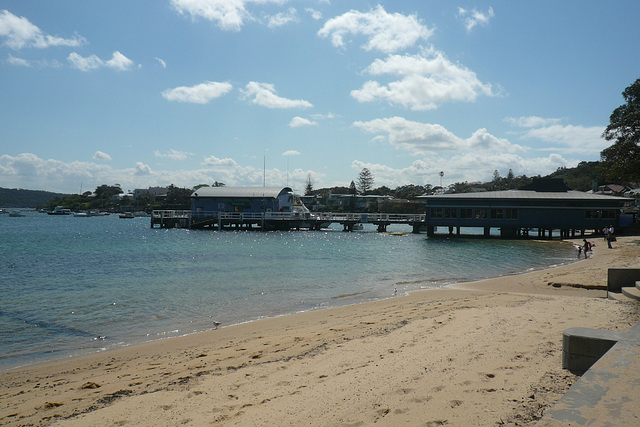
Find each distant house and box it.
[191,187,295,214]
[324,194,392,211]
[133,186,169,202]
[592,184,628,196]
[419,178,631,238]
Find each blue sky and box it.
[1,1,639,194]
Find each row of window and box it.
[585,210,617,219]
[430,208,618,220]
[430,208,519,220]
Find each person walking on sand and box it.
[606,225,614,249]
[583,239,592,258]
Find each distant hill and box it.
[0,187,71,208]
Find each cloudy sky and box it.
[1,1,639,194]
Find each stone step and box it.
[621,286,640,301]
[636,280,640,290]
[608,292,637,303]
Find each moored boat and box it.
[47,206,72,215]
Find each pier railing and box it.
[151,210,426,230]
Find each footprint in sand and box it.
[449,399,463,407]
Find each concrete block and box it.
[562,327,626,374]
[607,268,640,293]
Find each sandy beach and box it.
[1,236,639,426]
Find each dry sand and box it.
[1,236,639,426]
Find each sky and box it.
[1,1,639,195]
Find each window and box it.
[475,208,487,219]
[505,208,518,219]
[491,208,504,219]
[444,208,457,218]
[431,208,443,218]
[460,208,473,219]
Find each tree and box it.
[357,168,374,194]
[304,173,313,195]
[600,78,640,183]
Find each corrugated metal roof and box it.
[191,187,292,199]
[419,190,631,201]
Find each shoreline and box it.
[1,236,639,426]
[0,237,578,374]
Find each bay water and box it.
[0,211,576,370]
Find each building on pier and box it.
[191,187,294,215]
[187,186,316,230]
[419,179,631,238]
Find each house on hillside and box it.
[419,178,631,238]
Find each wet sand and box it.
[1,236,639,426]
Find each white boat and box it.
[352,223,364,231]
[119,212,135,218]
[73,212,89,217]
[47,206,72,215]
[291,195,331,229]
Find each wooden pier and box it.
[151,210,426,233]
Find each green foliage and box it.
[154,185,192,210]
[548,161,605,191]
[0,187,70,208]
[304,173,313,195]
[600,78,640,183]
[357,168,374,194]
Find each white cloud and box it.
[203,155,238,167]
[318,5,432,53]
[267,8,298,28]
[505,116,606,155]
[162,81,233,104]
[154,149,193,160]
[0,9,85,50]
[134,162,153,176]
[155,57,167,68]
[521,124,606,155]
[68,52,102,71]
[349,150,573,189]
[0,152,323,194]
[241,82,313,109]
[504,116,562,128]
[68,51,136,72]
[171,0,287,31]
[289,116,318,128]
[0,153,119,193]
[93,151,112,161]
[282,150,301,156]
[106,51,135,71]
[310,112,336,120]
[306,8,322,20]
[6,53,30,67]
[353,116,525,155]
[457,7,495,33]
[351,49,496,110]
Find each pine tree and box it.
[357,168,374,195]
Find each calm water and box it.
[0,211,576,370]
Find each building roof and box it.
[419,190,631,201]
[191,187,292,199]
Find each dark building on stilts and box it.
[419,179,631,238]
